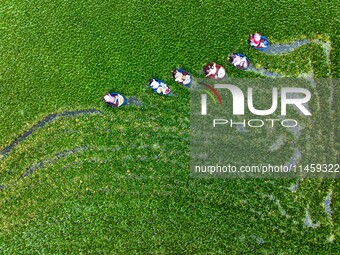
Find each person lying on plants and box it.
[249,33,269,50]
[103,93,127,108]
[204,62,226,80]
[229,53,250,70]
[172,69,192,87]
[148,79,171,95]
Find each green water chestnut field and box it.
[0,0,339,254]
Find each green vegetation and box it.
[0,0,339,253]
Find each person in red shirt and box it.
[249,33,269,49]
